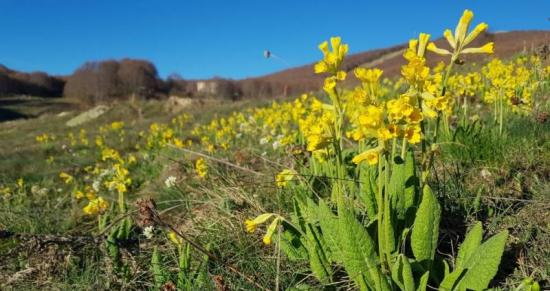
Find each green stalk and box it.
[377,154,387,271]
[499,91,504,135]
[400,139,408,160]
[383,155,392,265]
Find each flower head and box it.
[427,9,493,58]
[352,147,383,165]
[244,213,275,233]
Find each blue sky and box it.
[0,0,548,79]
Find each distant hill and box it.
[0,65,65,98]
[239,30,550,95]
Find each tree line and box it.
[0,59,319,104]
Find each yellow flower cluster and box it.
[314,37,349,74]
[482,57,538,114]
[195,158,208,178]
[83,197,109,215]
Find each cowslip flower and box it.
[59,172,74,184]
[352,147,383,165]
[195,158,208,178]
[275,169,297,188]
[168,230,183,245]
[427,10,493,59]
[244,213,275,233]
[314,37,349,74]
[83,197,109,215]
[262,217,282,245]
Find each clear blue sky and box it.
[0,0,548,80]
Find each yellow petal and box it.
[427,42,451,55]
[352,147,382,165]
[262,217,281,245]
[461,42,493,54]
[443,29,456,49]
[417,33,431,57]
[463,22,488,46]
[330,36,341,52]
[408,39,419,54]
[318,41,329,56]
[454,9,474,44]
[252,213,275,225]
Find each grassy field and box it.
[1,51,550,291]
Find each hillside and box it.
[248,30,550,90]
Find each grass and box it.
[0,82,549,290]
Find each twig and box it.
[166,145,265,176]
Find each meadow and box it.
[1,10,550,290]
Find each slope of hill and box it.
[248,30,550,91]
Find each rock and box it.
[164,96,193,113]
[65,105,109,127]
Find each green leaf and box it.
[317,200,342,262]
[304,223,332,284]
[151,246,165,289]
[416,271,430,291]
[455,221,483,270]
[411,185,441,265]
[358,163,378,221]
[439,267,466,290]
[391,254,415,291]
[279,202,309,261]
[318,200,388,290]
[456,230,509,290]
[337,206,389,291]
[389,151,417,222]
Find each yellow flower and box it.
[262,217,281,245]
[275,169,297,188]
[314,37,349,74]
[16,178,24,188]
[377,127,393,142]
[358,105,383,129]
[244,213,274,233]
[195,158,208,178]
[168,231,183,246]
[314,61,329,74]
[110,121,124,130]
[404,125,422,144]
[323,76,337,96]
[59,172,74,184]
[354,67,383,83]
[83,197,109,215]
[462,42,493,54]
[428,10,493,57]
[336,70,347,81]
[352,147,383,165]
[74,190,84,200]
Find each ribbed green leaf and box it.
[337,206,389,291]
[391,254,415,291]
[358,163,378,221]
[455,221,483,270]
[456,230,508,290]
[304,223,332,284]
[439,267,466,290]
[411,185,441,265]
[389,151,417,222]
[317,200,342,263]
[416,271,429,291]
